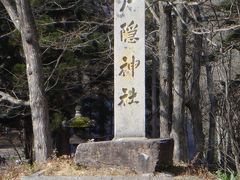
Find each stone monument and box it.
[114,0,145,139]
[75,0,173,173]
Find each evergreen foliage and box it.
[0,0,239,175]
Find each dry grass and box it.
[155,162,217,180]
[171,166,217,180]
[0,163,37,180]
[0,155,136,180]
[1,156,218,180]
[42,156,137,176]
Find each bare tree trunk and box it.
[151,3,159,138]
[151,56,159,138]
[224,52,240,174]
[19,0,51,162]
[226,102,240,174]
[171,3,188,162]
[205,51,217,165]
[187,6,205,161]
[1,0,52,162]
[159,2,173,138]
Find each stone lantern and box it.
[62,105,95,154]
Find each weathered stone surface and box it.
[74,138,173,173]
[114,0,146,138]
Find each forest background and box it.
[0,0,239,177]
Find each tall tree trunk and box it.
[171,3,188,162]
[188,6,205,160]
[159,2,173,138]
[205,49,217,165]
[1,0,52,162]
[151,56,159,138]
[151,2,159,138]
[19,0,52,162]
[224,52,240,174]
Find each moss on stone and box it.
[69,116,93,128]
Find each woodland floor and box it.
[0,155,219,180]
[0,131,218,180]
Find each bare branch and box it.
[192,24,240,34]
[145,0,160,25]
[0,0,20,30]
[40,19,113,27]
[0,29,17,39]
[46,0,82,11]
[168,1,188,27]
[44,47,67,91]
[0,91,29,106]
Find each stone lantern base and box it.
[74,138,174,173]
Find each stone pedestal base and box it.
[74,138,173,173]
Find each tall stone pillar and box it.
[114,0,145,138]
[75,1,174,173]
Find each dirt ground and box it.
[0,155,218,180]
[0,130,217,180]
